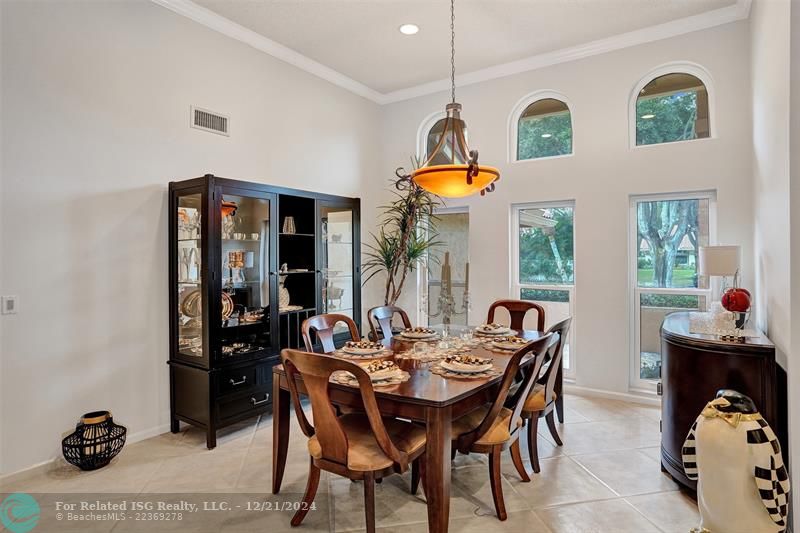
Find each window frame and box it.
[628,190,717,394]
[511,201,577,380]
[416,110,447,163]
[508,90,575,163]
[629,62,716,150]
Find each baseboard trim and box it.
[565,384,661,407]
[1,422,172,485]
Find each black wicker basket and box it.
[62,411,127,471]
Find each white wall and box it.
[377,21,755,395]
[751,0,791,368]
[0,0,381,474]
[750,0,796,527]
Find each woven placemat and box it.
[330,370,410,387]
[429,363,502,379]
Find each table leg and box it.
[272,377,290,494]
[555,362,564,423]
[425,405,452,533]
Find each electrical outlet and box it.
[1,296,18,315]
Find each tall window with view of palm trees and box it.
[513,204,575,375]
[632,194,713,388]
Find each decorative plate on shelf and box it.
[341,340,385,356]
[491,336,530,351]
[179,288,202,318]
[439,354,493,374]
[221,292,234,320]
[475,323,512,336]
[399,327,438,339]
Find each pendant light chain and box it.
[450,0,456,104]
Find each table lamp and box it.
[698,245,741,285]
[698,245,750,323]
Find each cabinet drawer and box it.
[217,365,259,396]
[218,388,272,421]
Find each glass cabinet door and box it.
[217,191,276,361]
[176,192,206,362]
[320,203,357,334]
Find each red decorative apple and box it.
[721,287,751,312]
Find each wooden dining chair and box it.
[451,333,555,521]
[486,299,546,331]
[281,349,427,533]
[301,313,361,353]
[521,317,572,473]
[366,305,412,346]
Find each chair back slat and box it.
[280,349,410,470]
[367,306,412,346]
[487,299,545,331]
[302,313,360,353]
[460,333,554,449]
[541,317,572,403]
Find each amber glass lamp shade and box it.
[413,165,499,198]
[412,102,499,198]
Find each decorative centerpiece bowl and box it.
[61,411,126,471]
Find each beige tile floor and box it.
[2,394,700,532]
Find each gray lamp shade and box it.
[698,245,741,276]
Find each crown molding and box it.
[150,0,385,103]
[152,0,751,106]
[381,0,752,103]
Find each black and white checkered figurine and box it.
[682,390,790,533]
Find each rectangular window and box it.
[630,192,715,390]
[512,203,575,377]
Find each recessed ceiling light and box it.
[399,23,419,35]
[541,133,553,138]
[641,114,656,119]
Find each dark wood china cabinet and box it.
[168,174,360,448]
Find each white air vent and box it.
[190,106,229,136]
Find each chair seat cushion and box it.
[523,384,557,412]
[307,414,426,472]
[452,405,521,446]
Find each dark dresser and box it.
[659,312,787,489]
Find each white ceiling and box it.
[162,0,747,102]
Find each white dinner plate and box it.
[342,346,385,356]
[440,360,493,374]
[491,338,530,350]
[475,325,512,336]
[400,330,438,339]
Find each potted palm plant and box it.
[363,167,442,306]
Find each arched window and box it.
[634,70,711,146]
[510,92,573,162]
[421,116,468,165]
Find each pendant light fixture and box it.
[412,0,499,198]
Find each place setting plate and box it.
[339,340,387,356]
[330,360,410,387]
[432,355,501,379]
[474,323,513,336]
[398,327,439,340]
[490,336,531,351]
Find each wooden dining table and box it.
[271,326,556,533]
